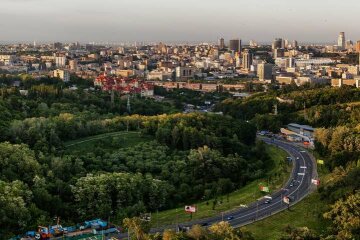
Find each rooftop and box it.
[288,123,315,131]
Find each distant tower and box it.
[292,40,298,49]
[219,38,225,50]
[127,95,131,113]
[229,39,242,53]
[272,38,283,50]
[242,49,253,71]
[356,40,360,53]
[338,32,346,50]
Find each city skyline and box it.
[1,0,360,43]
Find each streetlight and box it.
[175,208,179,233]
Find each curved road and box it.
[115,138,318,238]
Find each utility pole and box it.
[175,208,179,233]
[111,89,114,107]
[274,103,278,115]
[127,95,131,113]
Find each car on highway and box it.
[227,216,234,220]
[201,222,209,227]
[179,226,190,232]
[264,196,272,204]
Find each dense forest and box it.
[0,75,270,238]
[1,74,359,239]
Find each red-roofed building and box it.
[94,73,154,97]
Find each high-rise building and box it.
[242,49,253,70]
[69,59,78,71]
[356,40,360,53]
[284,39,289,49]
[345,40,353,50]
[219,38,225,50]
[55,56,66,67]
[272,38,283,50]
[338,32,346,50]
[229,39,241,53]
[257,63,274,81]
[292,40,298,49]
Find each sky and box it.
[1,0,360,43]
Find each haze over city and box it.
[1,0,360,239]
[1,0,360,43]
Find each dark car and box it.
[227,216,234,220]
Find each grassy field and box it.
[150,144,290,227]
[245,192,329,240]
[64,131,151,154]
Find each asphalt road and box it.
[115,138,318,239]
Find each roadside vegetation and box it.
[151,145,289,226]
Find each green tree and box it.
[324,191,360,240]
[0,142,40,184]
[0,180,33,238]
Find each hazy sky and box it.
[1,0,359,43]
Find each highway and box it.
[115,138,318,238]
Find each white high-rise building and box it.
[55,56,66,67]
[338,32,346,50]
